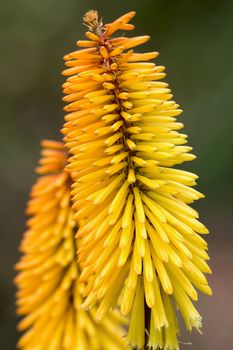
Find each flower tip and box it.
[143,35,150,43]
[60,131,67,139]
[128,10,136,18]
[201,225,209,234]
[79,302,87,311]
[207,287,213,295]
[17,324,23,332]
[63,54,71,61]
[61,69,68,76]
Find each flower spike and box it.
[62,11,212,349]
[15,140,128,350]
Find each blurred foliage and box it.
[0,0,232,349]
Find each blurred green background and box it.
[0,0,232,349]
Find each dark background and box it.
[0,0,232,349]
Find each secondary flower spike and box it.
[15,140,128,350]
[62,11,212,349]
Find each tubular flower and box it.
[62,11,212,350]
[15,140,128,350]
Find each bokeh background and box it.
[0,0,232,349]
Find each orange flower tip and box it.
[40,139,61,149]
[14,262,20,270]
[152,51,160,58]
[75,231,82,239]
[63,54,71,61]
[76,40,96,47]
[105,11,137,37]
[61,69,69,76]
[17,323,25,331]
[124,24,135,30]
[127,10,136,18]
[60,131,66,139]
[118,11,136,24]
[64,105,77,112]
[85,31,101,42]
[63,80,72,88]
